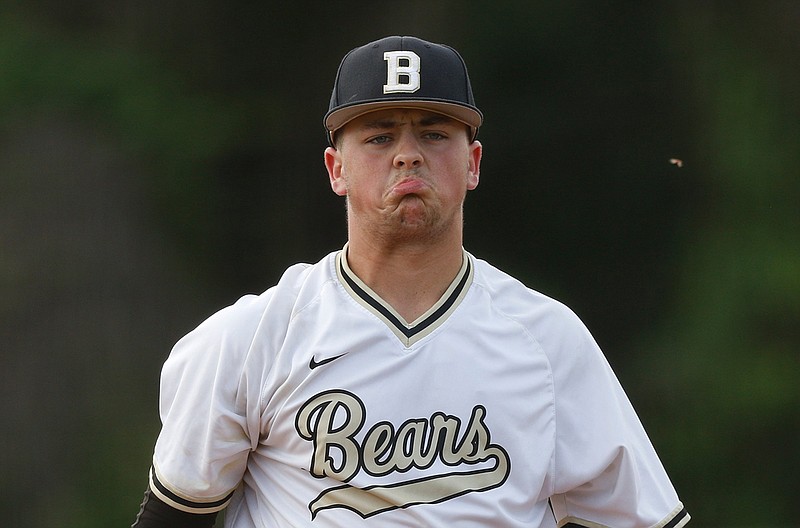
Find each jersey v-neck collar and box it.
[335,245,474,347]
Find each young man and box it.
[132,36,689,528]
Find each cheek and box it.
[338,164,375,205]
[336,157,370,196]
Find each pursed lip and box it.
[390,176,429,196]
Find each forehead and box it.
[346,108,461,131]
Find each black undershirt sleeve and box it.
[131,487,219,528]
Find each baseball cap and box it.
[324,36,483,144]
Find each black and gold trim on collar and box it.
[336,246,473,347]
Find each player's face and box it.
[325,109,482,244]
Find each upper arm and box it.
[545,307,688,527]
[152,295,270,512]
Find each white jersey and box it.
[149,248,689,528]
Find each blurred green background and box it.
[1,1,798,526]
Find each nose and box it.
[393,134,423,169]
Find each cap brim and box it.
[325,100,483,139]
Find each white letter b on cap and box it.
[383,51,420,94]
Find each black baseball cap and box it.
[324,36,483,144]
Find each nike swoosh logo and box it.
[309,353,346,370]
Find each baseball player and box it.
[132,36,689,527]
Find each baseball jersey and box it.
[149,247,689,528]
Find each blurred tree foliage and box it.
[1,2,797,527]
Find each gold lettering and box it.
[296,391,511,519]
[361,422,394,475]
[295,390,364,482]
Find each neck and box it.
[345,236,465,323]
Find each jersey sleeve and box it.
[149,293,271,514]
[544,305,689,528]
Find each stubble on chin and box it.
[379,198,458,246]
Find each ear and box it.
[466,140,482,190]
[324,146,347,196]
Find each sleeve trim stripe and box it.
[558,502,690,528]
[661,504,690,528]
[148,467,235,514]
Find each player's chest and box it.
[262,309,555,475]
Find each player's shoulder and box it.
[175,251,338,350]
[469,254,601,370]
[470,254,581,326]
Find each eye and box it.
[367,135,392,145]
[423,131,447,141]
